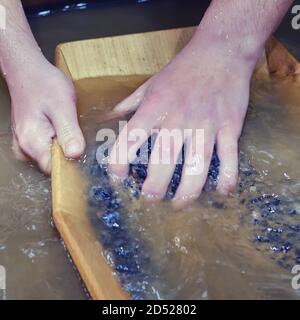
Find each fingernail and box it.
[65,139,83,157]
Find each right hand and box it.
[9,59,85,174]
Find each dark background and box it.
[19,0,300,63]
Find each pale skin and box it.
[109,0,293,209]
[0,0,85,174]
[0,0,293,207]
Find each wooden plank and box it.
[56,27,196,80]
[52,27,300,300]
[52,141,129,300]
[52,27,197,300]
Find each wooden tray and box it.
[52,27,300,300]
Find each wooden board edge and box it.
[57,26,196,51]
[51,29,300,300]
[51,56,130,301]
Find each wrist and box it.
[0,28,48,87]
[190,24,266,72]
[3,47,50,92]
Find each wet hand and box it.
[109,39,255,208]
[9,60,85,174]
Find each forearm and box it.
[0,0,46,86]
[191,0,293,68]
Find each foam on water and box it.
[81,77,300,300]
[0,79,87,299]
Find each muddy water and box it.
[0,78,87,299]
[78,76,300,300]
[0,0,212,300]
[0,0,296,302]
[1,70,299,299]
